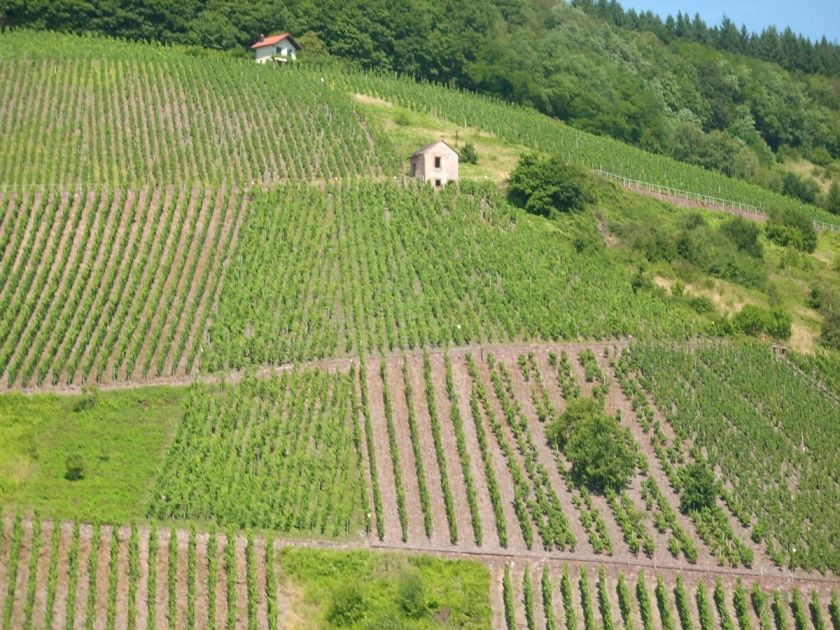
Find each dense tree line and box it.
[572,0,840,78]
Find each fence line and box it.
[594,167,840,233]
[594,167,763,216]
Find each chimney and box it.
[259,34,265,42]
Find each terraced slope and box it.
[0,31,396,187]
[0,186,246,389]
[0,517,836,630]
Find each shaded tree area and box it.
[571,0,840,78]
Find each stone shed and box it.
[410,141,459,187]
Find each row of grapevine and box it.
[148,369,366,535]
[497,560,839,630]
[204,180,698,373]
[0,185,245,390]
[0,32,397,186]
[0,518,280,629]
[626,342,840,573]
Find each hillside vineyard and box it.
[1,29,839,628]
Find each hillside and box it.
[1,26,840,629]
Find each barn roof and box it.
[251,33,301,50]
[411,140,459,158]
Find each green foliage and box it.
[460,142,479,164]
[637,573,654,630]
[820,310,840,351]
[562,567,577,630]
[715,580,735,630]
[328,585,368,627]
[629,342,840,572]
[508,154,593,217]
[732,304,792,340]
[397,569,427,619]
[523,567,536,630]
[64,452,85,481]
[503,564,515,630]
[148,372,365,535]
[564,406,639,493]
[721,218,764,258]
[543,566,557,630]
[826,182,840,216]
[679,463,719,514]
[782,172,821,205]
[766,207,818,253]
[697,583,714,630]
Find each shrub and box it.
[65,452,85,481]
[460,143,478,164]
[397,569,427,619]
[327,585,367,627]
[782,172,820,205]
[508,154,593,217]
[766,207,817,253]
[679,463,718,514]
[732,305,792,340]
[721,217,763,258]
[565,409,639,493]
[820,309,840,351]
[825,182,840,216]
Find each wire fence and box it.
[594,168,840,233]
[594,168,763,217]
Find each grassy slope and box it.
[0,386,184,522]
[280,547,491,628]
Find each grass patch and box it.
[279,547,491,628]
[0,386,184,522]
[353,93,528,181]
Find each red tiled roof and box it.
[251,33,301,50]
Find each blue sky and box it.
[620,0,840,43]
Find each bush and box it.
[460,143,478,164]
[679,463,718,514]
[766,207,817,253]
[546,397,602,450]
[825,182,840,216]
[781,172,820,205]
[397,569,427,619]
[721,217,763,258]
[508,154,592,217]
[565,409,639,493]
[65,453,85,481]
[327,585,367,626]
[820,309,840,350]
[732,305,792,340]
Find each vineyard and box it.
[148,369,367,537]
[0,517,490,629]
[203,181,699,371]
[0,186,246,389]
[333,70,840,224]
[625,342,840,573]
[0,31,396,187]
[0,516,837,630]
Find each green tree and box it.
[327,585,367,627]
[546,397,602,450]
[508,154,592,217]
[565,411,638,493]
[825,182,840,216]
[679,463,718,513]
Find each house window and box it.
[435,179,442,188]
[434,156,442,169]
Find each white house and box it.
[410,141,459,187]
[251,33,301,64]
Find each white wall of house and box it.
[254,40,298,63]
[411,141,459,187]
